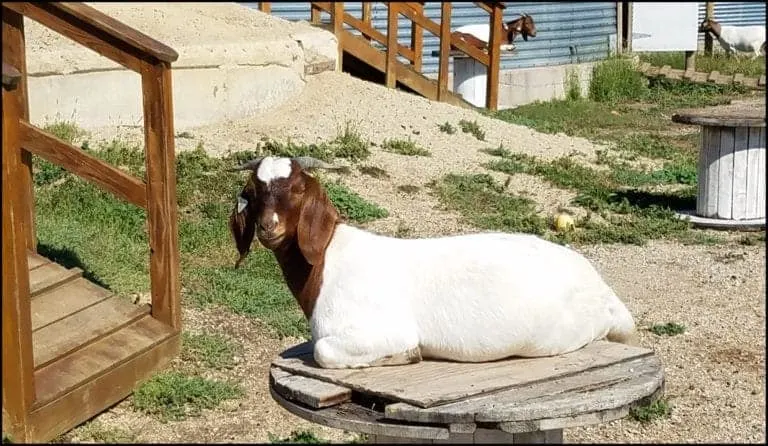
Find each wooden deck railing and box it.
[259,1,506,110]
[2,2,181,437]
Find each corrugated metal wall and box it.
[242,2,617,73]
[696,2,765,49]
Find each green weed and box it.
[438,121,457,134]
[458,119,486,141]
[382,137,431,156]
[323,181,389,223]
[630,398,672,423]
[268,430,329,444]
[648,322,686,336]
[358,165,390,179]
[181,332,240,370]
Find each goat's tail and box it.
[606,295,639,346]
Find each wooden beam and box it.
[141,62,181,331]
[2,7,36,253]
[330,2,344,68]
[704,2,715,56]
[410,2,424,72]
[437,2,452,100]
[258,2,271,14]
[616,2,623,54]
[19,122,148,209]
[486,3,502,110]
[2,73,36,443]
[362,2,372,42]
[310,3,321,24]
[385,3,399,88]
[684,50,696,72]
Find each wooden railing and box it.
[259,1,506,110]
[2,1,181,435]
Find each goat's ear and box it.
[229,192,257,269]
[297,175,338,266]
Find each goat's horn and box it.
[228,157,265,172]
[293,156,338,170]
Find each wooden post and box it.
[141,62,181,331]
[616,2,623,54]
[2,64,36,444]
[330,2,344,69]
[310,3,321,24]
[486,3,502,111]
[362,2,372,42]
[385,3,399,89]
[684,50,696,72]
[258,2,271,13]
[704,2,715,56]
[437,2,452,100]
[625,2,633,53]
[410,2,423,72]
[2,7,36,253]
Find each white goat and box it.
[700,18,766,58]
[229,156,638,369]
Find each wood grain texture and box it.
[717,127,735,219]
[330,2,344,68]
[31,277,113,331]
[273,341,654,409]
[2,6,36,252]
[20,122,148,209]
[28,262,82,297]
[33,297,150,369]
[703,126,721,217]
[437,2,452,101]
[409,3,424,72]
[27,252,51,271]
[362,3,372,42]
[385,4,399,88]
[28,327,179,441]
[731,127,750,219]
[2,74,36,442]
[270,368,352,408]
[141,62,181,331]
[485,3,502,110]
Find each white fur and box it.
[272,213,280,224]
[236,195,248,213]
[256,156,292,185]
[310,224,637,369]
[710,25,765,58]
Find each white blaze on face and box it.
[272,213,280,224]
[256,156,293,185]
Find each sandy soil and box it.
[67,71,765,444]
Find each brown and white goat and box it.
[452,13,537,51]
[699,18,766,58]
[229,156,637,369]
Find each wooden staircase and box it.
[259,2,507,110]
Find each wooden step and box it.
[30,315,179,440]
[29,262,83,297]
[33,296,150,369]
[31,277,114,332]
[28,251,52,271]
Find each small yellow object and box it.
[553,213,575,232]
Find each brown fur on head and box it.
[228,158,340,269]
[699,18,721,37]
[505,13,537,43]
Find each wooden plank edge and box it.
[270,367,352,409]
[270,386,450,440]
[30,266,83,297]
[31,279,116,332]
[26,331,180,442]
[33,302,151,370]
[28,251,52,271]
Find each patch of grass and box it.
[397,184,420,194]
[250,121,371,163]
[68,421,136,443]
[565,68,582,101]
[382,137,431,156]
[323,181,389,223]
[181,332,240,370]
[648,322,686,336]
[358,165,390,179]
[268,430,329,444]
[43,120,87,143]
[630,398,672,423]
[738,233,766,246]
[638,51,766,77]
[589,56,648,103]
[438,121,457,134]
[430,173,548,235]
[458,119,486,141]
[132,371,243,422]
[33,121,91,187]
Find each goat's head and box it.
[699,18,721,36]
[228,156,340,268]
[505,13,537,43]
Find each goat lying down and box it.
[229,156,638,369]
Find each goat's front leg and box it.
[313,335,422,369]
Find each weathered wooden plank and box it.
[31,277,114,332]
[270,368,352,408]
[717,127,735,219]
[755,129,766,220]
[270,387,450,440]
[385,3,399,88]
[29,324,179,442]
[409,2,424,72]
[485,2,502,110]
[696,130,708,217]
[731,127,750,219]
[28,251,51,271]
[437,2,452,101]
[744,129,761,219]
[29,263,83,297]
[273,341,654,409]
[733,73,745,85]
[704,126,721,217]
[384,355,662,424]
[33,297,150,369]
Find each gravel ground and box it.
[73,71,765,444]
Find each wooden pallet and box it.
[636,63,765,90]
[12,251,180,441]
